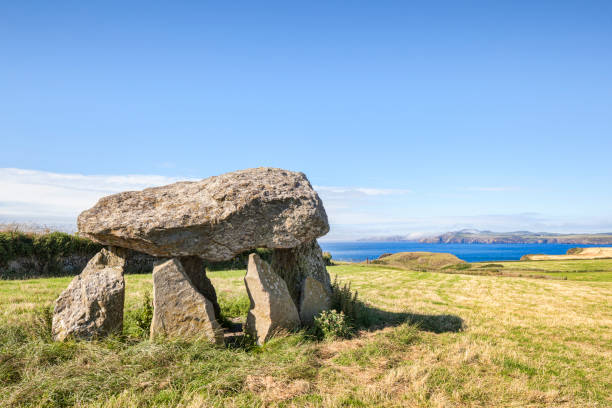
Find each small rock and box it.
[150,258,223,344]
[52,247,126,341]
[299,276,332,325]
[244,254,300,344]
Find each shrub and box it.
[330,276,371,328]
[441,263,472,271]
[322,251,333,266]
[314,310,352,340]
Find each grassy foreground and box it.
[1,264,611,407]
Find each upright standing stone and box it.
[150,258,223,344]
[299,276,332,325]
[245,254,300,344]
[270,239,332,308]
[179,256,221,320]
[52,247,126,341]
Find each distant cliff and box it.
[359,229,612,244]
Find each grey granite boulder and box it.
[299,276,332,325]
[52,247,126,341]
[244,254,300,344]
[77,168,329,261]
[270,239,332,307]
[178,256,221,320]
[150,258,224,344]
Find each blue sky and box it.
[1,1,611,239]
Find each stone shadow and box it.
[359,305,465,334]
[222,305,464,348]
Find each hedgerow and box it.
[0,231,101,266]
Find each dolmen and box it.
[52,168,332,344]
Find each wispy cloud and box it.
[0,168,193,221]
[314,186,412,196]
[1,168,610,240]
[323,213,612,241]
[0,169,413,230]
[465,186,519,192]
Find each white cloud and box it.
[0,168,194,220]
[0,168,417,232]
[321,213,612,241]
[2,168,609,240]
[314,186,412,196]
[465,186,519,192]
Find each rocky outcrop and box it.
[52,247,126,341]
[270,239,331,306]
[298,276,332,325]
[150,258,223,344]
[245,254,300,344]
[78,168,329,261]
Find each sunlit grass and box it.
[0,263,611,407]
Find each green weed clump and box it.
[313,310,352,340]
[124,292,154,339]
[216,293,251,329]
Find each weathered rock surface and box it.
[179,256,221,319]
[245,254,300,344]
[270,239,332,307]
[299,276,332,325]
[78,168,329,261]
[52,247,126,341]
[150,258,223,344]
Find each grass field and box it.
[1,263,611,407]
[473,259,612,281]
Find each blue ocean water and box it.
[318,242,608,263]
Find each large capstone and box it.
[77,167,329,261]
[150,258,224,344]
[244,254,300,344]
[52,247,126,341]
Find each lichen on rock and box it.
[52,247,127,341]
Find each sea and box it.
[318,242,609,263]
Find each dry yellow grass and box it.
[0,263,611,407]
[522,247,612,260]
